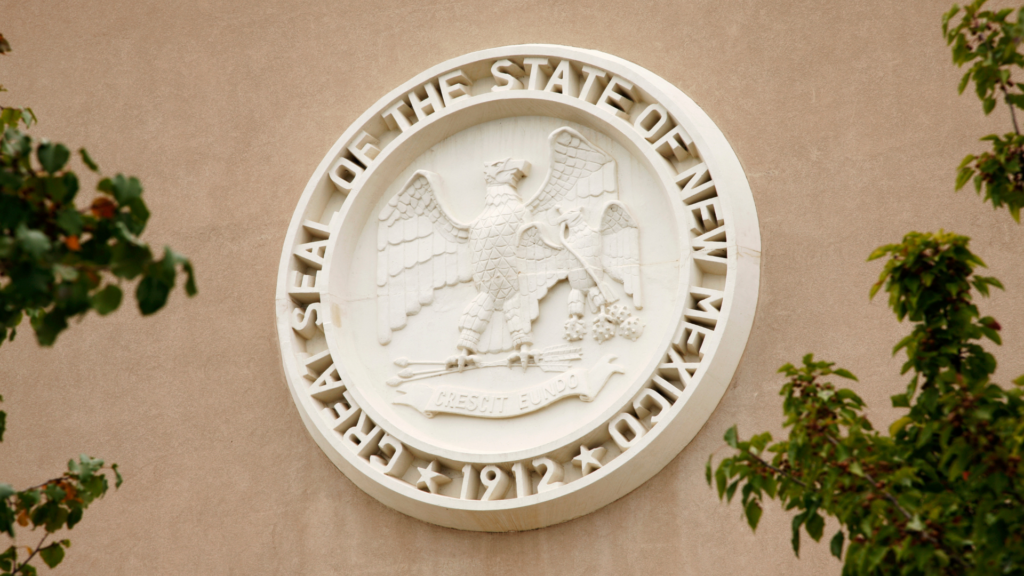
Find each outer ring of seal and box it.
[275,45,760,532]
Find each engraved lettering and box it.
[490,59,525,91]
[652,125,695,162]
[328,156,364,193]
[544,59,578,96]
[479,465,509,501]
[310,364,345,402]
[438,69,473,106]
[347,130,381,168]
[294,240,329,269]
[342,411,385,459]
[685,286,724,328]
[633,388,672,427]
[320,389,360,432]
[609,412,646,451]
[460,464,479,500]
[381,100,414,132]
[634,103,671,142]
[511,462,532,497]
[407,81,444,121]
[532,457,564,493]
[290,302,323,339]
[369,435,413,478]
[523,57,552,91]
[675,162,716,204]
[578,65,607,104]
[595,75,637,120]
[688,197,724,235]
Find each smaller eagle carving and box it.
[376,127,641,371]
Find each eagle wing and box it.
[525,127,617,222]
[377,170,472,345]
[515,223,571,322]
[600,201,642,309]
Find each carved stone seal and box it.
[276,45,760,531]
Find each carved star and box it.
[415,460,452,494]
[572,445,607,477]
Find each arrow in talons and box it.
[385,344,584,385]
[393,357,448,368]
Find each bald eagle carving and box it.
[376,127,642,371]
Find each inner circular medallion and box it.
[327,114,680,459]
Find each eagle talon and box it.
[445,351,479,372]
[506,344,539,372]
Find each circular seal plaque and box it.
[276,45,760,531]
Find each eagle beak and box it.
[507,159,531,178]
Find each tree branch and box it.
[14,531,48,575]
[738,448,809,489]
[823,434,967,569]
[1000,84,1021,135]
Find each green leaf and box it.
[53,263,78,282]
[959,72,971,94]
[791,514,803,557]
[38,542,64,568]
[907,515,925,532]
[0,545,15,572]
[79,147,99,172]
[725,479,739,502]
[889,416,913,436]
[136,275,171,315]
[56,209,83,236]
[805,512,824,541]
[0,237,13,259]
[849,461,864,477]
[715,465,727,497]
[23,107,36,127]
[37,142,70,174]
[102,174,143,206]
[745,500,762,531]
[890,393,910,408]
[830,530,844,559]
[91,285,123,315]
[182,260,197,296]
[832,368,858,381]
[15,225,52,258]
[0,108,22,129]
[724,426,739,448]
[66,506,82,529]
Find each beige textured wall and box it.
[3,1,1023,574]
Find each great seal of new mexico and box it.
[275,45,760,531]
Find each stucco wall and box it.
[2,1,1023,574]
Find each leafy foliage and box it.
[707,5,1024,573]
[944,1,1024,220]
[0,124,197,347]
[707,233,1024,575]
[0,33,194,575]
[0,35,33,132]
[0,456,121,575]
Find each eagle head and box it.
[483,158,531,187]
